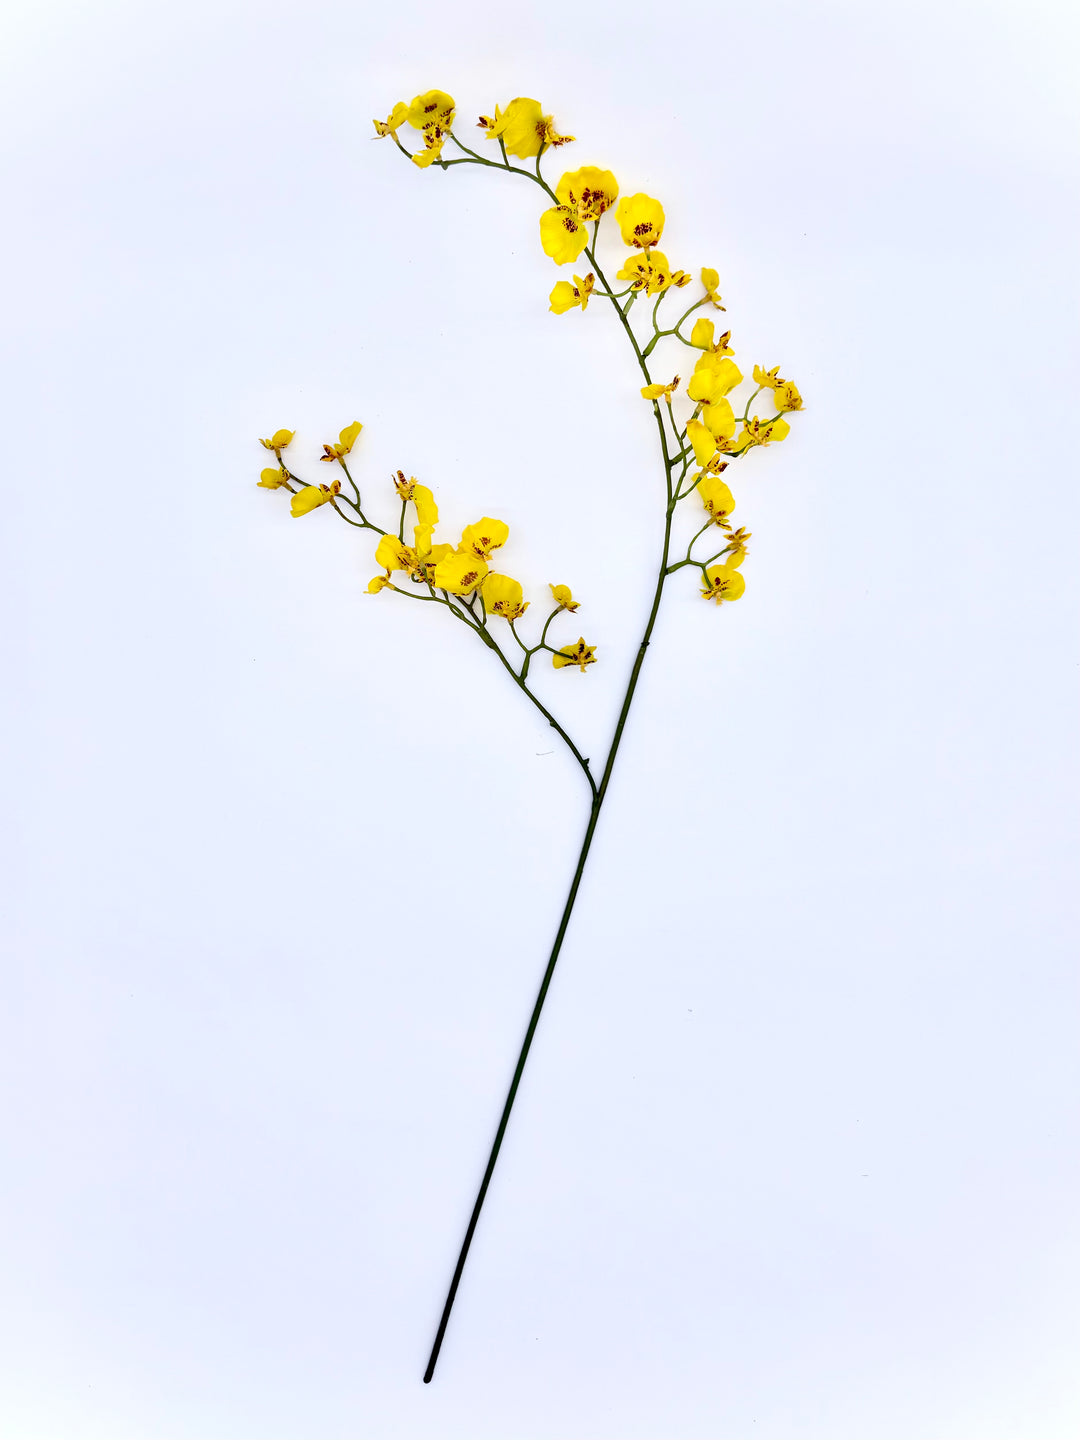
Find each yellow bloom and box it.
[412,483,438,527]
[549,583,579,612]
[685,419,716,467]
[407,90,455,132]
[374,534,417,572]
[724,527,752,566]
[773,380,803,412]
[481,572,530,620]
[687,354,743,405]
[392,470,416,501]
[701,561,746,604]
[373,102,409,138]
[616,193,665,249]
[321,419,363,462]
[257,466,288,489]
[552,638,597,671]
[701,268,725,309]
[367,575,391,593]
[487,97,573,158]
[290,480,339,517]
[412,129,447,168]
[433,550,489,594]
[460,518,509,559]
[641,375,680,402]
[738,416,790,447]
[701,397,737,439]
[698,473,736,524]
[549,273,594,314]
[616,251,674,294]
[689,319,735,355]
[555,167,619,221]
[752,364,782,389]
[539,205,588,265]
[259,428,294,451]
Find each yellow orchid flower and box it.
[392,470,416,501]
[481,572,530,621]
[373,102,409,138]
[552,638,597,672]
[367,575,391,593]
[433,550,489,595]
[539,205,588,265]
[460,518,509,559]
[257,466,288,489]
[689,319,735,355]
[685,419,716,467]
[641,375,680,402]
[616,193,664,249]
[616,250,675,294]
[320,420,363,462]
[549,273,595,314]
[701,398,737,440]
[724,527,752,566]
[549,583,579,612]
[686,354,743,405]
[374,534,417,573]
[259,428,294,452]
[701,268,725,309]
[413,129,447,168]
[290,480,339,517]
[773,380,803,412]
[555,167,619,221]
[738,416,790,448]
[407,90,455,132]
[700,561,746,605]
[413,488,438,533]
[485,97,573,158]
[752,364,782,389]
[697,473,736,524]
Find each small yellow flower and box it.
[257,466,288,489]
[701,561,746,604]
[752,364,782,389]
[539,205,588,265]
[701,268,725,309]
[407,90,455,132]
[374,534,417,572]
[685,419,716,467]
[373,102,409,138]
[433,550,489,595]
[460,518,509,559]
[689,319,735,355]
[701,398,737,440]
[412,129,447,168]
[290,480,339,517]
[367,575,391,593]
[555,167,619,221]
[481,572,530,620]
[412,483,438,527]
[553,638,597,671]
[724,527,752,566]
[616,251,674,294]
[738,416,790,447]
[641,375,680,402]
[697,473,736,524]
[773,380,803,412]
[487,97,573,158]
[549,273,595,313]
[687,355,743,405]
[392,470,416,501]
[616,193,664,249]
[549,583,579,612]
[259,428,294,452]
[320,419,363,462]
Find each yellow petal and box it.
[686,419,716,466]
[689,318,715,349]
[461,518,509,558]
[338,420,363,452]
[290,485,329,517]
[367,575,390,592]
[258,466,287,489]
[615,193,665,249]
[433,551,489,594]
[539,206,588,266]
[549,280,579,314]
[701,398,736,439]
[412,483,438,527]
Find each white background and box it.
[2,1,1079,1436]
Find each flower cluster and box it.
[256,432,596,677]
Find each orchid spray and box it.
[256,89,802,1382]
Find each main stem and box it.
[423,500,676,1385]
